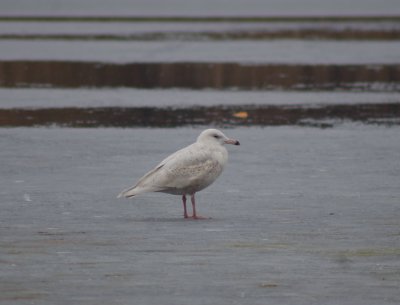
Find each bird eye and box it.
[213,134,220,139]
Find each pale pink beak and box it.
[224,139,240,145]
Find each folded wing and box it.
[118,143,217,198]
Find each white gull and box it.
[117,129,240,219]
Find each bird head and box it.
[197,129,240,146]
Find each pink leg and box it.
[190,194,208,219]
[182,195,188,218]
[191,194,197,218]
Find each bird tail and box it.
[117,186,143,198]
[117,185,163,198]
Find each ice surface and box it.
[1,126,399,305]
[1,40,400,64]
[0,88,399,108]
[1,0,400,16]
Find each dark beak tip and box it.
[235,141,240,146]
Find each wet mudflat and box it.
[1,126,400,305]
[2,61,400,90]
[1,103,400,128]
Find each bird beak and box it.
[224,139,240,146]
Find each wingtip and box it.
[117,191,136,199]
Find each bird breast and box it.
[185,146,228,192]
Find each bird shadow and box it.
[121,216,213,223]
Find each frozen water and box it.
[0,88,399,108]
[1,126,399,304]
[1,40,400,64]
[1,0,400,16]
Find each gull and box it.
[117,129,240,219]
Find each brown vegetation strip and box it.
[0,104,399,128]
[1,15,400,22]
[1,61,399,91]
[1,29,399,41]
